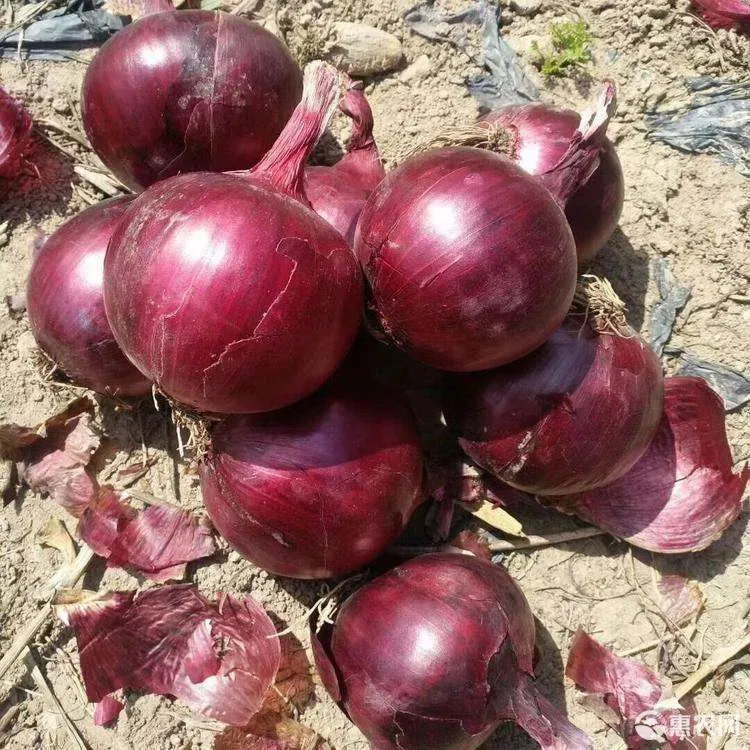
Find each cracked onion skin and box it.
[26,197,151,397]
[481,104,624,266]
[200,377,424,579]
[82,11,302,191]
[311,553,591,749]
[355,147,577,372]
[104,172,362,414]
[444,314,664,496]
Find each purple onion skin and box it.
[82,11,302,191]
[482,105,624,266]
[444,316,664,495]
[200,378,424,578]
[26,197,151,397]
[104,172,363,414]
[563,377,749,553]
[691,0,750,29]
[312,553,590,750]
[0,86,33,180]
[304,165,374,245]
[355,147,577,372]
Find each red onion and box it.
[27,197,151,397]
[558,376,749,553]
[304,83,384,244]
[444,279,664,495]
[104,62,363,414]
[691,0,750,29]
[480,83,624,266]
[200,376,424,578]
[354,85,614,372]
[311,553,591,749]
[0,86,33,180]
[82,6,302,191]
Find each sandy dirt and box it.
[1,0,749,748]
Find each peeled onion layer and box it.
[566,630,702,748]
[57,584,280,726]
[304,84,385,244]
[558,376,749,553]
[77,488,216,582]
[200,376,424,579]
[444,301,664,496]
[311,553,591,750]
[104,62,363,414]
[0,85,33,180]
[481,84,624,266]
[82,10,302,191]
[27,196,151,397]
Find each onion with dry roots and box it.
[103,62,363,414]
[82,3,302,190]
[444,278,664,495]
[354,85,615,372]
[480,83,624,266]
[555,376,749,553]
[27,196,151,397]
[200,376,425,579]
[311,553,592,750]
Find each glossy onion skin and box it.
[82,11,302,191]
[482,105,624,266]
[562,377,749,553]
[444,316,664,495]
[312,553,591,750]
[305,162,376,245]
[355,147,577,372]
[104,172,363,414]
[27,197,151,397]
[200,379,424,578]
[0,86,33,179]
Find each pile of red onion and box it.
[103,62,362,414]
[12,9,747,742]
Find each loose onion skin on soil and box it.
[311,553,591,750]
[200,376,424,579]
[305,83,385,244]
[557,376,749,553]
[103,62,363,414]
[27,196,151,397]
[481,95,624,266]
[444,281,664,495]
[82,8,302,191]
[0,85,33,180]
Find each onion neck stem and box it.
[251,61,342,204]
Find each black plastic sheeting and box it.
[0,0,125,60]
[645,77,750,177]
[677,353,750,413]
[404,0,538,111]
[649,256,691,358]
